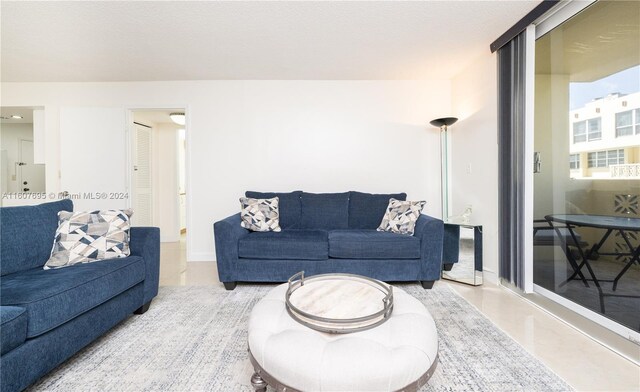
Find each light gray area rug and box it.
[29,283,573,392]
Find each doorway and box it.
[131,122,153,226]
[532,1,640,335]
[130,109,188,276]
[0,106,46,203]
[18,140,45,193]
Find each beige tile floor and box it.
[450,283,640,392]
[159,239,640,392]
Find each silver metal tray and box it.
[285,271,393,334]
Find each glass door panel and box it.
[533,0,640,332]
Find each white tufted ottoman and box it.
[247,283,438,392]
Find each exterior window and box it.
[607,150,619,166]
[636,108,640,134]
[587,149,624,168]
[587,152,601,168]
[573,121,586,143]
[573,118,601,142]
[616,110,633,137]
[569,154,580,169]
[587,117,601,140]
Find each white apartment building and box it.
[569,91,640,179]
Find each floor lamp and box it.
[430,117,458,220]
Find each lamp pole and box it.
[429,117,457,221]
[440,124,449,221]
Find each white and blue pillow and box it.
[377,198,426,236]
[44,209,133,269]
[240,197,282,232]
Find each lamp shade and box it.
[170,112,186,125]
[430,117,458,128]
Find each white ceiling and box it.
[1,1,539,82]
[133,110,184,126]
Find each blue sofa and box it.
[0,200,160,392]
[214,191,444,290]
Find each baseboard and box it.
[482,269,498,285]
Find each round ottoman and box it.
[247,283,438,392]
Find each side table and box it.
[442,222,483,286]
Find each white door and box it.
[60,107,128,211]
[131,123,153,226]
[18,140,46,193]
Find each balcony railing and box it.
[610,163,640,178]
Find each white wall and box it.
[154,122,180,242]
[1,80,450,260]
[0,123,35,193]
[451,52,499,284]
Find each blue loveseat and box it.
[0,200,160,392]
[214,191,444,290]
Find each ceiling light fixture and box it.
[170,112,185,125]
[11,115,23,119]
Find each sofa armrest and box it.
[213,213,249,283]
[130,227,160,304]
[414,214,444,281]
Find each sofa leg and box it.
[420,281,435,289]
[443,263,454,271]
[134,301,152,315]
[223,282,237,291]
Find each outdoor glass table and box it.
[544,214,640,313]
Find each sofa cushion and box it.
[0,199,73,276]
[0,256,144,338]
[348,191,407,229]
[300,192,350,230]
[0,306,27,355]
[329,230,421,259]
[238,230,328,260]
[246,191,301,229]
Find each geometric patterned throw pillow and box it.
[239,197,281,232]
[377,198,426,236]
[44,209,133,269]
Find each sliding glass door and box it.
[533,0,640,333]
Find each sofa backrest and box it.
[0,199,73,276]
[299,192,350,230]
[348,191,407,229]
[245,191,406,231]
[245,191,302,229]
